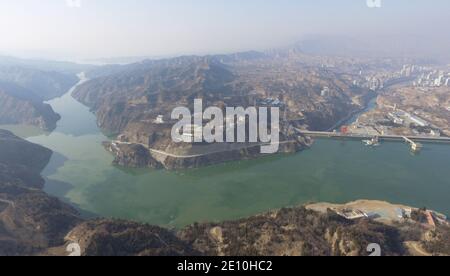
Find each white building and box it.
[408,114,428,127]
[321,87,330,97]
[154,115,165,124]
[435,76,444,86]
[388,113,404,125]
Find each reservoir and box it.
[2,81,450,228]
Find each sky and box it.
[0,0,449,61]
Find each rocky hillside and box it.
[71,53,370,169]
[74,56,236,134]
[0,129,53,173]
[0,82,61,130]
[64,220,198,256]
[55,205,450,256]
[0,59,82,131]
[73,53,369,136]
[178,207,405,256]
[0,130,81,255]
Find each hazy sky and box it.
[0,0,449,60]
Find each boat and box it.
[363,136,380,147]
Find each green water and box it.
[2,88,450,228]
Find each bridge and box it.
[296,130,450,150]
[402,136,423,152]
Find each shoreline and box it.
[104,137,310,170]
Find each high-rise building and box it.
[435,75,444,86]
[321,86,330,97]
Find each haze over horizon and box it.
[1,0,449,61]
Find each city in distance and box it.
[0,0,449,258]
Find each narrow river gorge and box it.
[2,80,450,228]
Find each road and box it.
[111,140,298,159]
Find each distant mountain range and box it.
[0,57,88,130]
[295,35,450,63]
[0,65,79,101]
[0,56,94,75]
[73,49,368,136]
[1,35,444,132]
